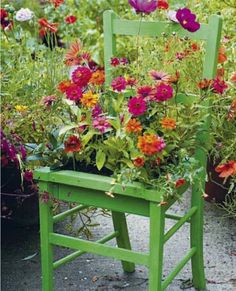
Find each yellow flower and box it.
[15,105,28,112]
[81,91,98,108]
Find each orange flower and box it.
[80,91,98,108]
[169,70,180,84]
[57,80,72,93]
[218,46,227,64]
[227,98,236,121]
[64,39,82,66]
[133,157,145,167]
[215,160,236,178]
[90,70,105,85]
[160,117,176,130]
[197,78,213,90]
[126,118,142,134]
[137,134,166,156]
[230,72,236,83]
[64,135,82,153]
[38,18,59,34]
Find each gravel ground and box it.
[1,191,236,291]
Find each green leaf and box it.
[58,124,77,136]
[82,131,95,146]
[96,149,106,170]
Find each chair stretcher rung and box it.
[53,231,119,269]
[161,247,197,290]
[165,213,190,222]
[164,207,197,243]
[53,205,88,223]
[49,232,149,266]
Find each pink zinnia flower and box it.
[92,116,111,133]
[120,58,129,65]
[153,84,173,102]
[65,84,83,101]
[137,86,153,99]
[128,97,147,116]
[149,70,171,83]
[111,76,127,92]
[71,66,92,87]
[40,95,57,107]
[212,78,228,95]
[92,104,103,117]
[128,0,158,15]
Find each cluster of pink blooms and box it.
[110,57,129,67]
[92,116,111,133]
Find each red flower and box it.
[111,76,127,92]
[57,80,72,93]
[133,157,145,167]
[38,18,59,36]
[215,160,236,179]
[157,0,169,10]
[64,135,82,153]
[50,0,64,8]
[110,57,120,67]
[65,15,77,24]
[175,178,186,188]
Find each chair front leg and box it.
[149,202,165,291]
[39,196,54,291]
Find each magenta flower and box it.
[120,57,129,65]
[153,84,173,102]
[24,170,33,182]
[176,8,200,33]
[128,97,147,116]
[213,78,228,95]
[128,0,158,15]
[71,66,92,87]
[137,86,153,99]
[110,57,120,67]
[111,76,127,92]
[65,84,83,101]
[92,116,111,133]
[92,104,103,117]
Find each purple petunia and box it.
[128,0,158,15]
[176,8,200,33]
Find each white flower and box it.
[15,8,34,22]
[167,10,179,23]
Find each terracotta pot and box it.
[205,159,230,203]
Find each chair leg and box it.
[149,202,165,291]
[190,182,206,290]
[39,197,54,291]
[111,211,135,273]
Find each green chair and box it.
[35,11,222,291]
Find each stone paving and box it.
[1,191,236,291]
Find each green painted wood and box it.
[161,247,197,290]
[49,233,149,266]
[53,231,119,269]
[149,202,165,291]
[112,211,135,272]
[58,184,150,216]
[191,15,222,290]
[164,206,197,243]
[103,10,117,87]
[113,18,209,40]
[165,213,190,223]
[53,204,88,223]
[39,182,54,291]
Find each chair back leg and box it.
[112,211,135,273]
